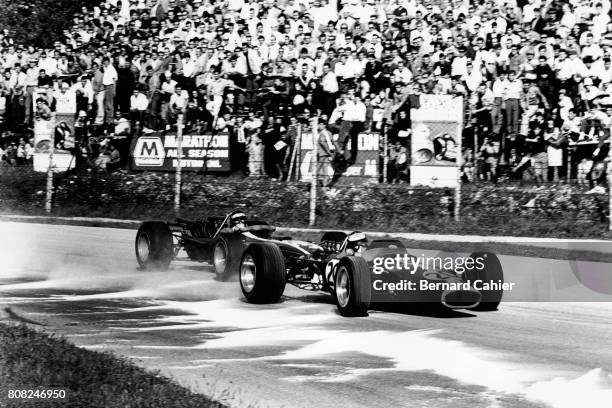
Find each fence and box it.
[1,117,611,237]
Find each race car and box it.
[135,210,504,316]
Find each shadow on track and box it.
[372,302,477,318]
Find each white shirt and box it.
[102,64,118,86]
[462,70,483,92]
[169,90,189,110]
[131,93,149,111]
[74,80,94,104]
[335,60,356,79]
[39,57,58,76]
[492,79,509,98]
[321,71,339,93]
[505,79,523,99]
[340,99,366,122]
[393,67,413,83]
[182,59,196,77]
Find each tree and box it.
[0,0,98,48]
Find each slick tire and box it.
[212,238,230,280]
[135,221,173,271]
[239,242,286,304]
[464,252,504,311]
[334,256,371,317]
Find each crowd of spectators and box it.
[0,0,610,187]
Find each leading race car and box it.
[135,210,504,316]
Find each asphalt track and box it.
[1,221,612,408]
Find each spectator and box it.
[544,118,564,182]
[101,57,118,127]
[130,87,149,129]
[0,0,607,187]
[106,143,121,172]
[248,126,264,177]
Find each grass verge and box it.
[0,323,226,408]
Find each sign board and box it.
[409,166,458,188]
[33,152,76,173]
[54,89,77,114]
[410,95,463,187]
[130,133,231,172]
[32,118,75,172]
[34,119,54,154]
[299,131,379,184]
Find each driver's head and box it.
[346,231,367,254]
[230,212,246,228]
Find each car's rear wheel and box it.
[213,239,230,280]
[135,221,173,271]
[334,256,371,317]
[464,252,504,311]
[239,243,286,304]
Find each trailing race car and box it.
[135,210,504,316]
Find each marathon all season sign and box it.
[130,133,231,172]
[409,95,463,188]
[300,131,379,183]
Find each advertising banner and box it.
[32,87,77,172]
[410,95,463,187]
[299,130,379,184]
[32,118,76,172]
[34,119,54,155]
[130,132,231,172]
[54,88,77,150]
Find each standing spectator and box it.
[206,68,244,123]
[74,75,94,116]
[334,87,366,165]
[504,71,522,138]
[102,57,118,127]
[231,116,249,176]
[479,137,500,183]
[544,118,564,182]
[23,59,39,127]
[315,116,336,186]
[320,63,339,115]
[248,126,264,177]
[491,72,508,136]
[92,62,105,127]
[525,111,548,183]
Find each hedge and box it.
[0,167,609,238]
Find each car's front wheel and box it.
[135,221,173,271]
[334,256,371,317]
[239,243,286,304]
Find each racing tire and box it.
[463,252,504,311]
[212,238,230,280]
[239,242,286,304]
[334,256,371,317]
[135,221,173,271]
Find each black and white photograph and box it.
[1,0,611,407]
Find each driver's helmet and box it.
[346,231,368,253]
[230,212,247,228]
